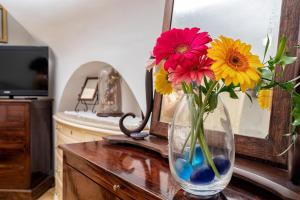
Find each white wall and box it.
[1,0,166,112]
[0,12,40,45]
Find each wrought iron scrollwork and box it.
[119,69,153,138]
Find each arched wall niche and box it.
[58,61,141,117]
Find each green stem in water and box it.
[198,124,221,178]
[188,81,218,163]
[188,95,198,162]
[181,130,192,154]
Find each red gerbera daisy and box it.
[169,55,214,85]
[153,27,212,71]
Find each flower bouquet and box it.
[149,27,300,196]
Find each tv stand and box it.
[24,97,39,100]
[0,98,54,200]
[3,96,39,100]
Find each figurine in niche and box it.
[97,68,123,117]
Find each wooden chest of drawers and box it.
[0,99,53,200]
[60,141,283,200]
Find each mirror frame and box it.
[150,0,300,166]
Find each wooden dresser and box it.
[0,99,53,200]
[54,112,128,200]
[60,141,284,200]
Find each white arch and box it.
[58,60,141,117]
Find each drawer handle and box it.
[113,184,121,191]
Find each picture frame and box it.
[0,5,8,43]
[79,77,98,100]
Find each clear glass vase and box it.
[169,94,234,197]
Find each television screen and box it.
[0,46,49,97]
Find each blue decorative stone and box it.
[175,158,193,181]
[213,155,231,175]
[190,165,215,184]
[183,145,204,168]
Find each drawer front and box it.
[0,104,28,129]
[57,130,78,145]
[64,164,121,200]
[0,130,26,143]
[0,151,29,189]
[55,123,103,143]
[64,152,156,200]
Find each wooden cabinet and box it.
[61,141,285,200]
[0,99,53,200]
[64,164,121,200]
[54,112,123,200]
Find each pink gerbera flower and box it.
[153,27,212,71]
[169,55,214,85]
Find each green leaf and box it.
[190,82,195,92]
[181,82,188,94]
[204,76,210,88]
[261,68,274,80]
[229,89,239,99]
[274,37,287,63]
[297,44,300,49]
[279,81,294,92]
[218,83,235,93]
[263,35,270,62]
[279,54,297,66]
[245,92,253,103]
[261,84,275,89]
[292,118,300,126]
[292,105,300,116]
[194,94,200,106]
[267,58,275,71]
[200,85,207,94]
[292,96,300,126]
[207,93,218,111]
[292,93,300,104]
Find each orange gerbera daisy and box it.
[258,89,273,110]
[207,36,263,91]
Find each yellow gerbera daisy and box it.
[207,36,264,91]
[154,67,173,95]
[258,89,273,110]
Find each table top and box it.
[60,141,281,200]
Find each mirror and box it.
[160,0,282,138]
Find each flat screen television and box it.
[0,46,49,97]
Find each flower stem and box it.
[188,81,220,178]
[181,130,192,154]
[198,125,221,178]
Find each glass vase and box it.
[169,94,234,196]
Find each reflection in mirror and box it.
[160,0,282,138]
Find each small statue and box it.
[97,68,123,117]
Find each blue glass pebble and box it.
[175,158,193,181]
[190,165,215,184]
[213,155,231,175]
[183,146,204,168]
